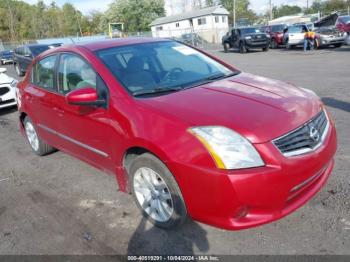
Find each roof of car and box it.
[35,37,172,60]
[75,37,169,51]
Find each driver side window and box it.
[58,54,97,94]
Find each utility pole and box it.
[269,0,272,21]
[233,0,236,27]
[307,0,309,10]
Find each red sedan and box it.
[17,38,337,230]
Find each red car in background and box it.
[262,24,287,48]
[17,38,337,230]
[336,15,350,33]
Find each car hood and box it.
[0,72,14,85]
[138,73,322,143]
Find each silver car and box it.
[315,27,346,48]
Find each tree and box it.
[272,5,302,18]
[219,0,257,25]
[104,0,165,32]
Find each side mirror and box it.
[66,87,105,107]
[0,68,7,73]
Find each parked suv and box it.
[261,24,286,48]
[0,50,14,65]
[222,27,270,53]
[17,39,336,230]
[284,24,310,49]
[13,44,51,77]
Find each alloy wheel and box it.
[25,121,39,151]
[133,167,174,222]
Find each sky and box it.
[23,0,310,15]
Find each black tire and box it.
[15,63,25,77]
[129,153,188,229]
[270,39,277,49]
[239,42,247,54]
[334,43,342,48]
[263,45,269,52]
[23,117,55,156]
[223,42,229,53]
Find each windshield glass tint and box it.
[241,28,261,34]
[341,16,350,23]
[30,46,50,57]
[271,25,285,32]
[288,26,304,33]
[96,41,234,95]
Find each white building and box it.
[150,6,229,44]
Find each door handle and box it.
[53,107,65,115]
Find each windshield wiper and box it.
[181,72,240,91]
[133,86,183,97]
[206,71,240,81]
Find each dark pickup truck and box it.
[222,27,270,53]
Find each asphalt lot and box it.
[0,46,349,255]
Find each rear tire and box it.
[15,63,25,77]
[23,117,55,156]
[129,153,188,229]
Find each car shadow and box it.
[331,46,350,52]
[322,97,350,113]
[127,217,209,255]
[0,106,17,116]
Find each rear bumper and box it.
[169,120,337,230]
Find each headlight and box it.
[10,79,18,88]
[189,126,264,170]
[245,36,252,40]
[301,87,318,97]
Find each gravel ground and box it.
[0,46,349,255]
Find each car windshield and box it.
[340,16,350,23]
[30,45,50,57]
[96,41,237,96]
[288,26,304,33]
[240,28,261,35]
[271,25,285,32]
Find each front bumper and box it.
[319,36,345,46]
[245,40,269,49]
[170,120,337,230]
[0,85,17,109]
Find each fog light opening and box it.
[234,206,249,219]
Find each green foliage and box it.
[272,5,302,18]
[307,0,350,14]
[103,0,165,32]
[219,0,257,25]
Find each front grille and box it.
[0,87,9,96]
[273,110,329,157]
[0,99,15,105]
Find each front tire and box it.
[263,45,269,52]
[23,117,55,156]
[130,153,188,229]
[239,42,247,53]
[270,39,277,49]
[334,43,342,48]
[223,42,229,53]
